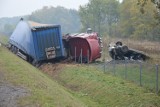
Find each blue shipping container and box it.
[9,20,64,62]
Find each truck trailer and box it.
[9,19,64,65]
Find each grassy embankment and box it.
[0,34,9,44]
[0,46,86,106]
[101,62,160,93]
[45,64,160,107]
[50,37,160,106]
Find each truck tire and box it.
[32,60,41,67]
[11,46,14,52]
[13,47,18,54]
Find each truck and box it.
[63,32,103,63]
[9,19,64,65]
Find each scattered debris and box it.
[108,41,149,61]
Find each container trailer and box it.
[9,19,64,65]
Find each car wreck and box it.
[108,41,149,61]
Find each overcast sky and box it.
[0,0,89,18]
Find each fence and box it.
[73,47,90,64]
[93,60,159,95]
[72,46,160,95]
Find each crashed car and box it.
[108,41,149,61]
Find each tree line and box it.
[0,1,159,41]
[79,0,160,41]
[29,6,80,34]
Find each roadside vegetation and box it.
[0,33,8,44]
[41,63,160,107]
[0,47,86,107]
[101,62,160,93]
[0,35,160,106]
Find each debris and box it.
[108,41,149,61]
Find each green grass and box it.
[0,47,86,107]
[1,46,160,107]
[0,34,9,45]
[53,64,160,107]
[102,62,160,93]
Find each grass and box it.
[51,64,160,107]
[0,34,9,45]
[0,47,86,107]
[1,34,160,106]
[101,62,160,93]
[98,36,160,95]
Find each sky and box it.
[0,0,89,18]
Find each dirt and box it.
[39,61,79,77]
[39,63,64,79]
[0,71,28,107]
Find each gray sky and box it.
[0,0,89,18]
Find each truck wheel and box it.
[11,46,14,52]
[28,56,33,63]
[32,60,41,67]
[13,47,18,54]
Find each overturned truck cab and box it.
[108,41,149,61]
[63,33,103,63]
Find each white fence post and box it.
[87,49,89,64]
[75,47,76,63]
[156,64,159,95]
[81,49,82,64]
[125,60,127,79]
[140,63,142,86]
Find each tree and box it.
[137,0,160,22]
[29,6,81,34]
[79,0,120,36]
[118,0,160,40]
